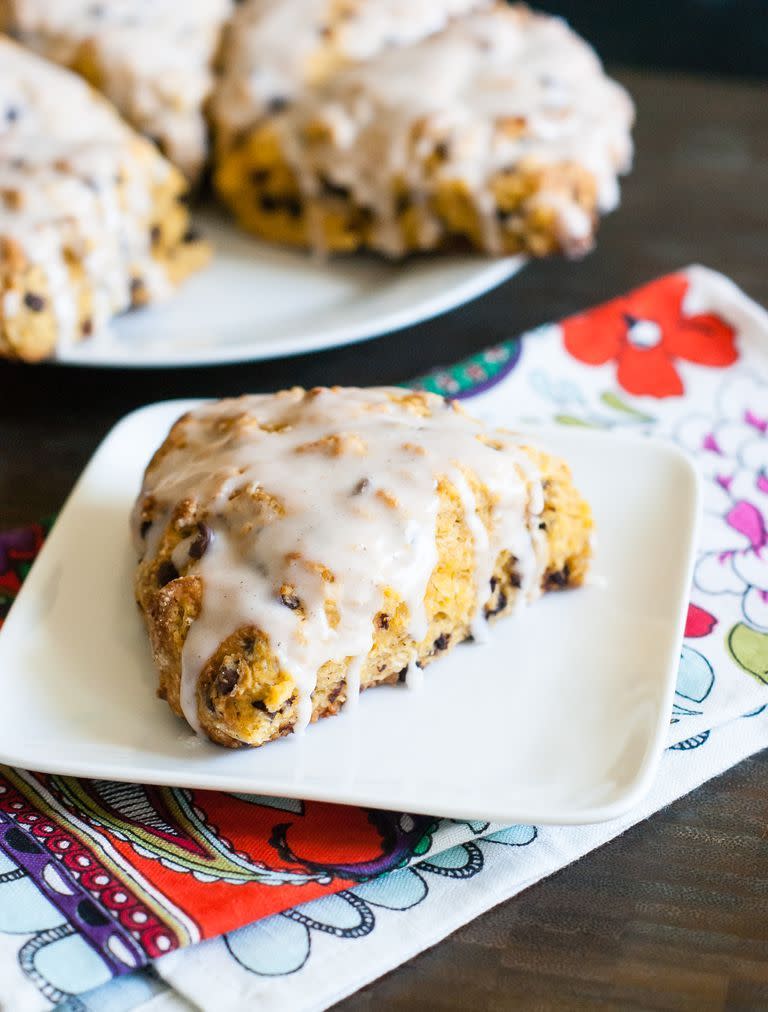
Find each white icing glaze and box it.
[133,388,548,735]
[0,38,179,347]
[4,0,231,178]
[263,5,634,256]
[212,0,489,148]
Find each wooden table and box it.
[1,69,767,1009]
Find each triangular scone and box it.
[212,0,491,152]
[0,37,209,362]
[0,0,231,181]
[214,3,633,258]
[132,388,592,748]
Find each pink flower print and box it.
[678,375,768,631]
[695,467,768,631]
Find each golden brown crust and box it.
[0,134,209,363]
[214,122,600,258]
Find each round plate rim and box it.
[53,255,525,370]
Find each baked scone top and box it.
[245,4,633,256]
[133,387,549,734]
[0,37,183,347]
[2,0,232,179]
[212,0,490,148]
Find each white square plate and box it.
[0,401,699,824]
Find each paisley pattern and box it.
[411,338,522,398]
[2,266,768,1009]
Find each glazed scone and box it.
[214,3,634,259]
[212,0,491,152]
[0,0,231,180]
[0,37,209,362]
[132,387,592,748]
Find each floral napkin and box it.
[1,265,767,1012]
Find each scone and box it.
[0,0,231,180]
[132,387,592,748]
[0,37,209,362]
[212,0,491,152]
[214,3,633,258]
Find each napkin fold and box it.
[1,265,767,1012]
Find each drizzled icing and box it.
[0,38,178,348]
[212,0,488,148]
[4,0,231,178]
[132,388,548,736]
[266,5,633,256]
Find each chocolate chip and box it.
[243,636,255,656]
[157,560,179,587]
[485,591,508,618]
[281,591,301,610]
[139,519,152,538]
[23,292,45,312]
[328,684,343,705]
[182,226,201,243]
[250,168,270,185]
[397,666,409,683]
[320,175,350,200]
[433,633,450,652]
[545,564,570,590]
[259,194,279,213]
[395,194,411,216]
[189,523,211,560]
[267,96,288,115]
[435,141,450,160]
[352,477,370,496]
[81,317,93,337]
[284,196,302,219]
[489,575,499,591]
[252,699,269,713]
[496,207,514,223]
[504,557,522,589]
[216,665,239,695]
[539,521,547,530]
[375,612,390,630]
[150,224,161,244]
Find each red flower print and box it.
[562,274,738,398]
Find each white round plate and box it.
[56,210,525,368]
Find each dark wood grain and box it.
[338,751,768,1012]
[1,69,767,1009]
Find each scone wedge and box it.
[0,0,231,181]
[214,3,633,258]
[0,37,208,362]
[133,387,592,748]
